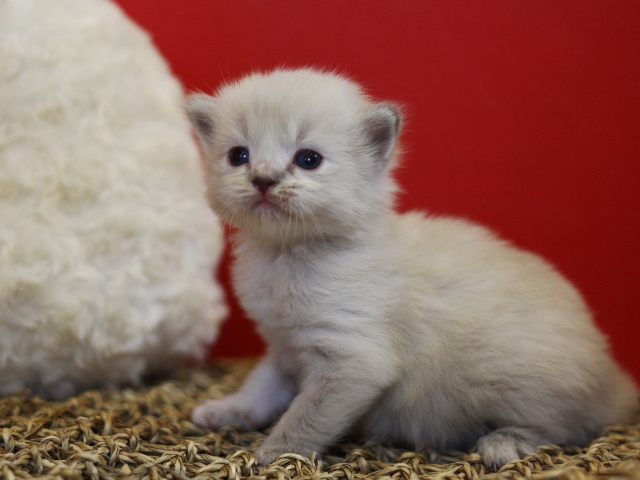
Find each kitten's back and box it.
[385,211,637,443]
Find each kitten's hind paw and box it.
[477,427,543,470]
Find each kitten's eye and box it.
[294,150,323,170]
[228,147,249,166]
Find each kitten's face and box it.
[187,69,400,244]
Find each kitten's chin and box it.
[251,199,283,218]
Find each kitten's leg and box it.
[192,355,295,430]
[477,426,547,470]
[255,368,389,465]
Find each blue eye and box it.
[294,150,323,170]
[228,147,249,166]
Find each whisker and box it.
[299,202,327,248]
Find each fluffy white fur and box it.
[187,69,638,469]
[0,0,226,399]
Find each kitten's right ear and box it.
[185,93,216,142]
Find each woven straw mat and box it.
[1,360,639,480]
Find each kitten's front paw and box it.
[192,396,260,430]
[255,440,319,466]
[255,447,282,466]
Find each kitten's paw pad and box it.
[477,427,539,470]
[191,397,259,430]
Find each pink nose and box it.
[252,177,278,194]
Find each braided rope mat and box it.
[1,361,639,480]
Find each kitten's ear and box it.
[185,93,216,142]
[362,102,402,165]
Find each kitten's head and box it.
[186,68,401,244]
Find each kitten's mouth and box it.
[252,197,283,216]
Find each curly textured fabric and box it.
[1,362,638,480]
[0,0,226,399]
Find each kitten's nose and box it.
[252,176,278,195]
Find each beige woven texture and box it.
[1,361,639,480]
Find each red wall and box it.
[115,1,640,379]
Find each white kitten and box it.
[186,69,638,469]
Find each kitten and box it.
[186,69,638,469]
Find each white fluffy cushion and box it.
[0,0,226,399]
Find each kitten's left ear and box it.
[185,93,216,143]
[362,102,402,165]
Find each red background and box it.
[115,1,640,380]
